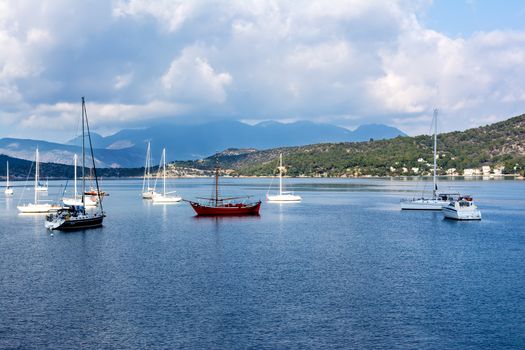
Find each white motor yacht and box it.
[442,197,481,220]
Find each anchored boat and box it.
[400,109,460,210]
[442,196,481,220]
[266,153,301,203]
[141,141,158,199]
[186,163,261,216]
[45,97,105,230]
[152,148,182,203]
[4,161,13,196]
[17,147,62,213]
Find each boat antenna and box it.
[83,97,104,213]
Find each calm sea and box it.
[0,178,524,349]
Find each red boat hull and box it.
[190,201,261,216]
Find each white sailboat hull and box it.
[36,186,48,192]
[4,188,13,196]
[400,198,449,210]
[267,194,302,202]
[17,203,62,213]
[142,189,158,199]
[152,194,182,203]
[62,197,98,207]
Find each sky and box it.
[1,0,525,142]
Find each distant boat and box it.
[45,97,105,230]
[62,154,98,207]
[443,196,481,220]
[4,161,14,196]
[152,148,182,203]
[400,109,460,210]
[266,153,301,203]
[142,141,158,199]
[84,167,107,197]
[17,147,62,213]
[36,178,48,192]
[186,162,261,216]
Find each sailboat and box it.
[17,147,62,213]
[142,142,158,199]
[36,177,48,192]
[84,167,107,197]
[4,161,14,196]
[62,154,98,207]
[400,109,460,210]
[266,153,301,202]
[186,162,261,216]
[152,148,181,203]
[45,97,105,230]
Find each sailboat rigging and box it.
[186,161,261,216]
[142,141,158,199]
[17,147,62,213]
[62,154,98,207]
[152,148,182,203]
[266,153,301,202]
[45,97,105,230]
[4,161,14,196]
[400,109,460,210]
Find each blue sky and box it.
[1,0,525,142]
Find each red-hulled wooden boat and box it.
[186,164,261,216]
[189,200,261,216]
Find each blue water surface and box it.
[0,178,523,349]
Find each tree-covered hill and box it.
[183,113,525,177]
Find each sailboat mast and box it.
[279,153,283,195]
[215,166,219,207]
[162,148,166,196]
[6,161,9,188]
[147,142,151,190]
[83,97,104,212]
[142,142,150,193]
[433,108,438,198]
[74,154,78,198]
[82,97,86,205]
[35,147,39,204]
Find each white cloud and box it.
[1,0,525,140]
[114,72,134,90]
[161,47,233,104]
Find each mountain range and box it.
[1,113,523,178]
[1,120,405,168]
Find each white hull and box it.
[4,188,14,196]
[267,194,302,202]
[152,195,182,203]
[142,190,158,199]
[62,197,98,207]
[36,186,48,192]
[443,206,481,220]
[17,203,62,213]
[400,198,449,210]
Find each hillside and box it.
[1,114,523,178]
[179,114,525,177]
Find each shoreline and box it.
[3,174,524,181]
